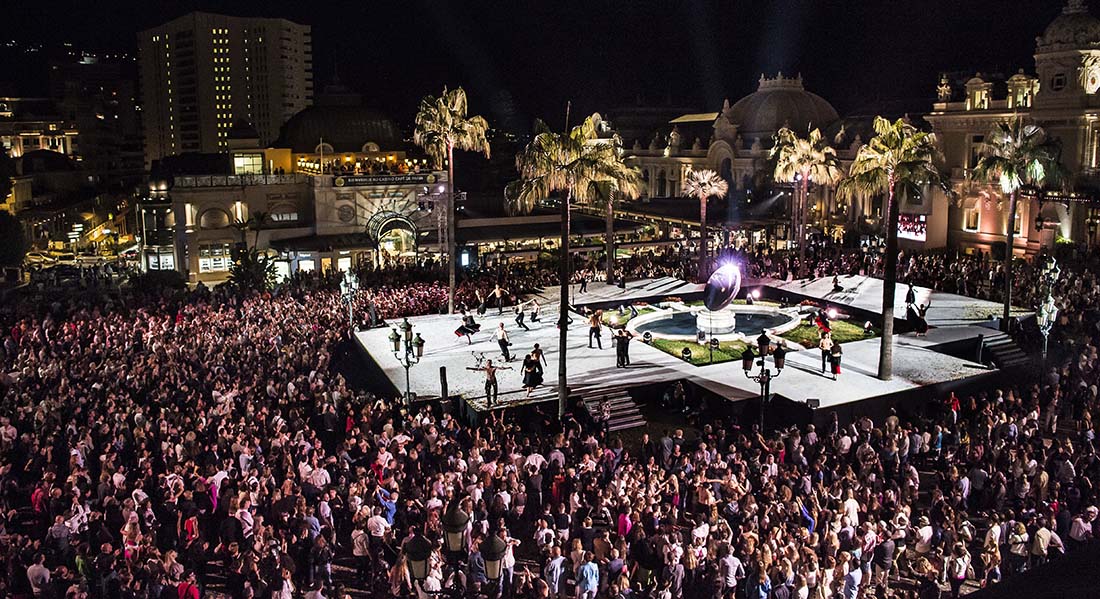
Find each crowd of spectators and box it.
[0,247,1097,599]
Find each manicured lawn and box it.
[651,338,750,366]
[780,319,877,348]
[600,306,655,327]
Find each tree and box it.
[228,248,277,292]
[972,119,1066,330]
[0,211,28,268]
[414,87,491,314]
[770,127,844,275]
[506,114,640,419]
[838,116,948,380]
[682,169,729,282]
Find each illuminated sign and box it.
[333,173,438,187]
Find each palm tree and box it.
[506,114,640,419]
[972,119,1066,330]
[247,211,270,250]
[838,116,949,380]
[770,127,844,275]
[682,169,729,281]
[414,86,491,314]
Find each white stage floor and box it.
[356,277,1001,412]
[764,274,1031,327]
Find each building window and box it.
[146,249,175,271]
[1013,210,1022,235]
[963,207,980,232]
[270,211,298,223]
[1051,73,1067,92]
[199,208,231,229]
[233,153,264,174]
[198,243,232,273]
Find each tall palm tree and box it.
[972,119,1066,330]
[414,86,491,313]
[770,127,844,275]
[838,116,949,380]
[247,210,270,250]
[506,114,640,419]
[682,169,729,281]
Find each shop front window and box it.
[198,243,232,273]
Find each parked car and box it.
[24,252,56,266]
[50,252,77,266]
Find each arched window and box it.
[199,208,231,230]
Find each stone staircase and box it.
[981,331,1030,369]
[581,387,646,431]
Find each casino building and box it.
[138,85,449,284]
[925,0,1100,256]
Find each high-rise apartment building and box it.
[138,12,312,168]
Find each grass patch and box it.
[600,306,655,326]
[780,319,877,348]
[651,338,750,366]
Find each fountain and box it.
[627,263,803,342]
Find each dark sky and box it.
[1,0,1069,130]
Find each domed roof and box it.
[725,73,839,142]
[275,105,403,153]
[1037,0,1100,52]
[16,150,78,174]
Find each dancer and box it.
[529,299,541,322]
[467,359,511,407]
[830,342,843,380]
[495,322,513,361]
[454,309,481,344]
[818,332,833,374]
[514,299,531,331]
[522,354,543,398]
[588,310,603,349]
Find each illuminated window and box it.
[963,207,980,232]
[270,211,298,223]
[233,153,264,174]
[198,243,232,273]
[1013,210,1022,235]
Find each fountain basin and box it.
[628,304,802,342]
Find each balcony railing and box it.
[172,174,312,188]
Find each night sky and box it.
[1,0,1069,130]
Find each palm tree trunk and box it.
[558,188,572,421]
[1002,190,1018,331]
[878,178,899,381]
[447,143,457,314]
[605,193,615,284]
[799,177,809,277]
[698,194,708,282]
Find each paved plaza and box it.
[357,276,1002,413]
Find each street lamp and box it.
[743,332,784,431]
[482,533,508,583]
[393,321,421,404]
[403,533,434,582]
[339,270,358,334]
[442,502,470,554]
[1036,255,1060,366]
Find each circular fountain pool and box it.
[628,305,802,342]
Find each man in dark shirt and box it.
[872,524,896,593]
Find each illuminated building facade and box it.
[926,0,1100,255]
[138,12,313,168]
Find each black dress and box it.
[523,357,542,388]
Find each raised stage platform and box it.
[355,276,1021,422]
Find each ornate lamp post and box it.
[1036,255,1060,367]
[482,533,508,590]
[403,533,434,582]
[393,321,421,404]
[742,332,785,431]
[339,270,359,334]
[441,502,470,555]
